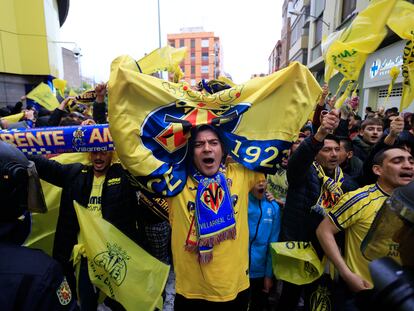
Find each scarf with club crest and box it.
[311,162,344,216]
[185,165,236,263]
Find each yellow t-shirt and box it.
[328,184,389,285]
[87,175,105,217]
[168,163,263,301]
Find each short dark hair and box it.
[188,124,226,160]
[372,146,408,166]
[324,134,340,145]
[338,137,353,152]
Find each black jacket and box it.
[29,156,141,288]
[0,242,78,310]
[281,136,358,255]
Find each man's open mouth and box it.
[202,158,214,164]
[400,172,414,179]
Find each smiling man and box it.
[168,125,263,310]
[316,146,414,307]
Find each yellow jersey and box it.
[168,163,263,301]
[328,184,389,285]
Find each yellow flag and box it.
[108,55,320,195]
[387,1,414,111]
[74,202,169,311]
[24,153,90,255]
[2,112,24,123]
[69,89,78,97]
[321,29,344,82]
[270,242,323,285]
[27,82,60,110]
[325,0,398,82]
[137,45,187,81]
[53,79,67,98]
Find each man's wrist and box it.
[314,130,327,142]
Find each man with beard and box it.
[170,125,263,310]
[352,118,384,162]
[28,150,141,310]
[317,146,414,309]
[278,110,358,311]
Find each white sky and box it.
[60,0,283,84]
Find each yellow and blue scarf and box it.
[312,162,344,215]
[186,166,236,263]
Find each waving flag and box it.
[53,79,67,98]
[387,0,414,110]
[27,82,60,110]
[325,0,398,108]
[137,45,187,82]
[326,0,397,82]
[108,55,321,196]
[73,202,169,311]
[24,152,90,255]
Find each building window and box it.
[313,0,325,17]
[342,0,356,22]
[201,65,209,73]
[314,15,323,45]
[201,39,209,48]
[202,52,209,61]
[180,39,185,47]
[191,39,195,48]
[191,66,195,74]
[169,40,175,47]
[191,52,195,60]
[290,15,304,48]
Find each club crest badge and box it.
[93,243,130,286]
[200,179,224,214]
[56,277,72,305]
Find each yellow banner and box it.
[53,78,67,98]
[325,0,398,82]
[137,45,187,82]
[24,153,90,255]
[2,112,24,124]
[27,82,60,110]
[74,202,169,311]
[387,0,414,111]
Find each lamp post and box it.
[289,10,330,30]
[157,0,162,49]
[50,41,83,88]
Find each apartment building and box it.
[167,27,222,86]
[270,0,414,113]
